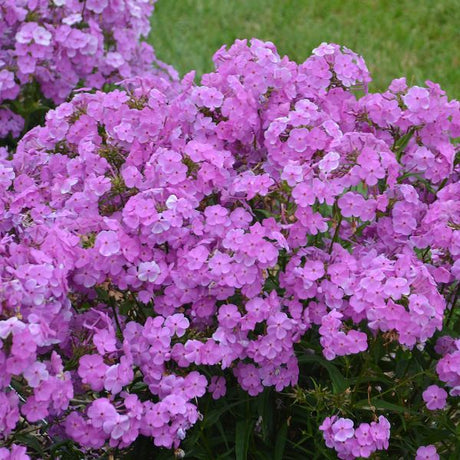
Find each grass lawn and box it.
[149,0,460,99]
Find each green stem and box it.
[111,303,123,337]
[375,370,427,400]
[445,284,459,328]
[328,214,342,253]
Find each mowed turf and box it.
[149,0,460,99]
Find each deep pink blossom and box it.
[416,445,440,460]
[422,385,447,410]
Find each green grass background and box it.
[149,0,459,99]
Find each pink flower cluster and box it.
[319,415,390,459]
[0,0,175,140]
[435,337,460,396]
[0,444,30,460]
[0,38,458,455]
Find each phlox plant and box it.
[0,38,459,459]
[0,0,175,148]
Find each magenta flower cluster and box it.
[0,444,29,460]
[0,37,458,457]
[435,337,460,396]
[0,0,175,140]
[319,415,390,459]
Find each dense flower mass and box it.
[320,415,390,459]
[0,0,175,142]
[436,337,460,395]
[0,38,458,457]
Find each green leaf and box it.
[254,208,272,220]
[215,420,231,452]
[204,399,247,427]
[393,128,416,161]
[256,389,274,441]
[298,354,350,394]
[273,421,288,460]
[355,398,410,413]
[235,419,253,460]
[15,434,43,455]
